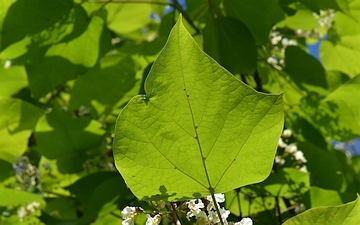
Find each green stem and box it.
[209,188,225,225]
[236,188,242,219]
[275,196,282,224]
[90,0,111,18]
[185,85,224,225]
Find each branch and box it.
[254,70,263,92]
[275,196,282,225]
[240,74,248,84]
[87,0,170,5]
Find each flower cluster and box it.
[267,30,298,70]
[267,8,335,70]
[276,129,308,173]
[186,193,252,225]
[122,206,144,225]
[295,8,334,39]
[121,194,252,225]
[17,201,40,221]
[296,9,335,38]
[13,156,42,190]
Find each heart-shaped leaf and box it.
[113,16,284,201]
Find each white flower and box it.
[26,202,40,213]
[121,206,137,225]
[288,39,298,46]
[206,193,225,211]
[4,59,12,69]
[298,165,308,173]
[219,207,230,222]
[186,199,204,219]
[271,32,282,45]
[281,38,297,47]
[234,217,253,225]
[293,150,307,163]
[17,206,27,221]
[282,129,292,138]
[17,202,41,221]
[285,144,298,154]
[146,214,162,225]
[267,56,278,66]
[213,193,225,203]
[207,208,230,225]
[278,138,287,148]
[275,155,285,165]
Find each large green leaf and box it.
[283,196,360,224]
[0,97,43,163]
[113,17,284,201]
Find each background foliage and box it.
[1,0,360,224]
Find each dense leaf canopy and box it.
[1,0,360,224]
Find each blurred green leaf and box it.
[0,187,45,207]
[26,56,85,99]
[0,0,74,51]
[0,64,28,97]
[299,0,341,11]
[283,196,360,225]
[0,159,13,182]
[69,53,139,117]
[320,12,360,77]
[203,16,257,74]
[298,142,345,190]
[284,46,328,95]
[304,186,356,208]
[104,3,151,35]
[39,157,82,196]
[77,176,131,225]
[223,0,285,44]
[45,15,106,68]
[35,106,105,173]
[261,168,310,198]
[44,198,78,220]
[0,97,43,163]
[276,7,318,30]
